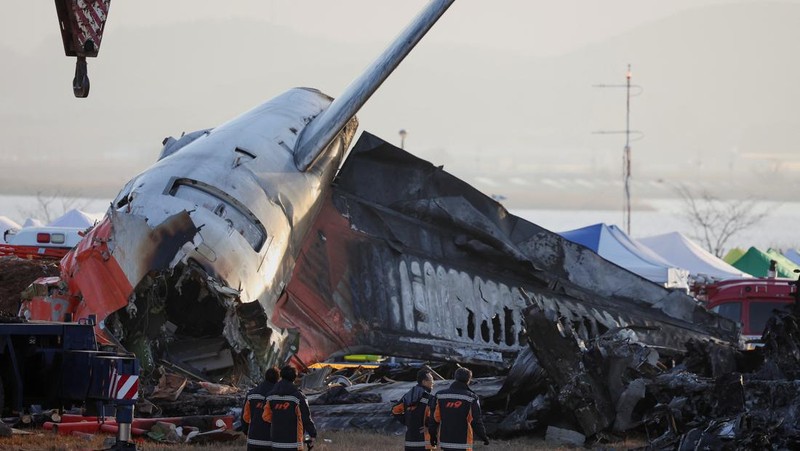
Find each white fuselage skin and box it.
[109,88,355,332]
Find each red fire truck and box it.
[705,277,799,342]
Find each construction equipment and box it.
[0,314,139,449]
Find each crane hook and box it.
[73,56,90,98]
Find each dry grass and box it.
[0,429,644,450]
[0,431,244,451]
[314,430,554,450]
[0,431,111,451]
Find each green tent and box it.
[723,247,746,265]
[730,247,799,278]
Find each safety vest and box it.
[262,380,316,450]
[391,384,436,450]
[433,381,488,450]
[243,380,275,449]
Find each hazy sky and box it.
[4,0,747,56]
[1,0,799,208]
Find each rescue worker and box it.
[243,366,280,450]
[431,367,489,450]
[262,365,317,450]
[392,369,438,450]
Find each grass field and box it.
[1,429,644,450]
[0,431,646,451]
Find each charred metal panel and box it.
[309,403,406,434]
[522,303,616,436]
[334,133,736,334]
[640,305,800,448]
[521,301,676,436]
[107,209,198,287]
[279,132,738,368]
[308,378,505,405]
[278,192,533,367]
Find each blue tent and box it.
[784,249,800,266]
[560,223,689,288]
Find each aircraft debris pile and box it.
[142,373,244,418]
[307,375,505,434]
[509,298,800,449]
[298,283,800,447]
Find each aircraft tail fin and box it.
[293,0,455,171]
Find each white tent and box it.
[22,218,45,228]
[1,215,20,241]
[639,232,751,281]
[48,209,103,228]
[560,223,690,289]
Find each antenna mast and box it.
[593,65,642,234]
[623,65,632,234]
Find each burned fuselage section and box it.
[274,132,739,369]
[21,129,737,381]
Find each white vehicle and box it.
[1,226,85,260]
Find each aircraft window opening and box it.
[503,307,516,346]
[168,178,267,251]
[481,319,490,343]
[491,314,502,344]
[466,308,476,340]
[114,180,137,209]
[581,319,593,340]
[116,196,130,209]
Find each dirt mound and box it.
[0,256,60,315]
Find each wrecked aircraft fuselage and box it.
[20,128,739,380]
[273,132,739,369]
[20,0,738,382]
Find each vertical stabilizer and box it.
[293,0,455,171]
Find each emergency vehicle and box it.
[0,314,139,448]
[705,277,799,342]
[0,226,84,260]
